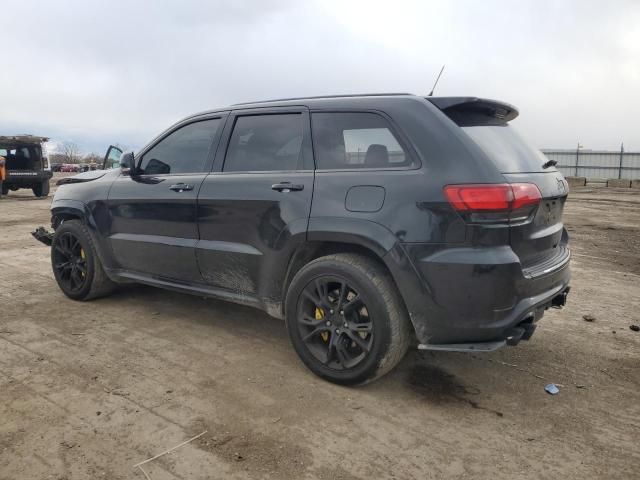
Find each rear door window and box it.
[311,112,411,169]
[223,114,304,172]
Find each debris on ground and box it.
[629,325,639,332]
[544,384,560,395]
[582,314,596,322]
[110,389,130,397]
[133,431,208,475]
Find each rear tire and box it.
[33,180,50,198]
[51,220,116,301]
[285,253,412,385]
[1,184,8,196]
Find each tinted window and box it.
[312,113,409,169]
[1,146,38,170]
[224,114,303,172]
[139,119,221,175]
[462,125,551,173]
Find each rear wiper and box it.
[542,159,558,169]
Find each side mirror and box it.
[120,151,136,176]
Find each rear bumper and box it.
[417,285,569,352]
[387,243,571,346]
[4,171,52,188]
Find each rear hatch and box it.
[0,135,48,178]
[429,97,569,276]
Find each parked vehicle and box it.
[33,94,571,384]
[60,163,81,173]
[0,135,52,197]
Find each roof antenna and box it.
[428,65,445,97]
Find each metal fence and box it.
[542,148,640,180]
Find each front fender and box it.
[50,198,118,276]
[51,199,94,227]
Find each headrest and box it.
[364,144,389,167]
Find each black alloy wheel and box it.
[297,276,375,370]
[53,231,88,293]
[286,254,412,385]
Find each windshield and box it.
[462,124,552,173]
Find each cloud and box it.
[1,0,638,153]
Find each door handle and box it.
[272,182,304,192]
[169,183,194,192]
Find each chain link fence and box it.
[542,148,640,180]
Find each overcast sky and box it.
[1,0,638,154]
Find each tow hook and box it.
[32,226,53,246]
[551,287,570,309]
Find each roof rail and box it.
[232,92,414,106]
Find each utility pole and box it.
[575,142,582,176]
[618,142,624,179]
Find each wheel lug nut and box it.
[336,329,340,333]
[330,309,334,314]
[340,311,344,315]
[344,323,348,328]
[326,321,331,326]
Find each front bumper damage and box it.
[32,226,53,246]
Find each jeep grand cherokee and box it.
[33,94,570,384]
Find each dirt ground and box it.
[1,177,639,480]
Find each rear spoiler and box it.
[426,97,519,125]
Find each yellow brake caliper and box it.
[315,307,329,342]
[80,249,86,277]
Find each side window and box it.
[139,118,221,175]
[311,112,410,169]
[223,114,303,172]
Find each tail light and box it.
[444,183,541,223]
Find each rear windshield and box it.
[462,125,552,173]
[0,145,41,170]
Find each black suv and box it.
[1,135,52,197]
[34,94,570,385]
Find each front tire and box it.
[51,220,115,300]
[285,253,412,385]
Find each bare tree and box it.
[61,141,81,164]
[83,152,102,164]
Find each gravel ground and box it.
[1,178,639,480]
